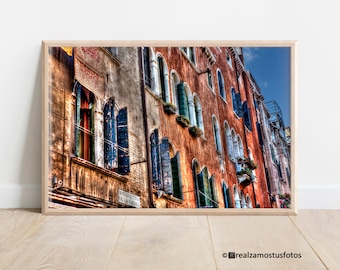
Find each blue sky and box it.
[242,47,291,127]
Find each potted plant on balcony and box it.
[245,158,257,170]
[163,102,177,115]
[176,115,190,127]
[189,125,203,137]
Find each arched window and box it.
[240,191,247,208]
[176,82,190,121]
[180,47,196,64]
[237,135,244,158]
[193,94,204,133]
[207,69,213,90]
[157,55,170,103]
[222,181,231,208]
[231,87,242,117]
[217,70,226,101]
[234,185,241,208]
[246,194,253,208]
[142,47,158,94]
[170,70,180,110]
[212,115,222,153]
[232,130,239,160]
[225,122,233,160]
[196,167,217,208]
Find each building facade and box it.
[48,47,149,208]
[142,46,273,208]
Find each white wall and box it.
[0,0,339,209]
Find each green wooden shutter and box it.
[197,167,210,207]
[171,152,182,200]
[160,138,173,195]
[117,107,130,174]
[177,83,189,119]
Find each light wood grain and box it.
[0,214,125,270]
[106,215,217,270]
[290,210,340,270]
[0,209,43,262]
[209,215,327,270]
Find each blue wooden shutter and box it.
[177,83,189,119]
[171,152,182,200]
[160,138,173,195]
[243,102,252,130]
[75,84,81,157]
[150,129,162,189]
[104,99,116,169]
[117,107,130,174]
[232,88,236,112]
[218,71,224,98]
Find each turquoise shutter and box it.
[150,129,162,189]
[160,138,173,195]
[197,168,210,207]
[117,107,130,174]
[104,99,116,169]
[171,152,183,200]
[75,84,81,157]
[177,83,189,119]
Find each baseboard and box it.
[0,184,339,209]
[0,184,41,208]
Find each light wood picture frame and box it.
[42,41,296,215]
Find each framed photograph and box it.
[42,41,296,215]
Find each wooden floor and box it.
[0,210,339,269]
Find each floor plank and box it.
[106,216,216,270]
[0,214,125,270]
[0,209,43,262]
[290,210,340,270]
[209,215,327,270]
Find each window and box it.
[105,47,118,57]
[237,135,244,158]
[157,55,170,103]
[240,191,247,208]
[226,51,232,67]
[270,144,276,163]
[217,70,226,100]
[256,122,264,147]
[170,71,180,110]
[142,47,152,88]
[196,167,218,208]
[142,47,158,94]
[75,84,95,163]
[207,69,213,89]
[177,82,190,120]
[246,194,253,208]
[180,47,196,64]
[232,130,239,159]
[222,182,232,208]
[75,84,130,175]
[234,186,241,208]
[243,101,252,130]
[212,115,222,153]
[150,129,183,198]
[231,87,243,117]
[224,122,233,160]
[193,94,204,133]
[103,99,130,174]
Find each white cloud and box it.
[242,47,260,64]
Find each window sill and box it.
[71,157,128,183]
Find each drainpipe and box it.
[138,47,155,208]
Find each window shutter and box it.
[75,84,82,157]
[117,107,130,174]
[197,167,210,207]
[143,48,151,88]
[209,176,217,208]
[158,57,166,102]
[171,152,183,200]
[150,129,162,189]
[160,138,173,195]
[232,88,237,113]
[177,83,189,119]
[104,99,116,169]
[197,171,206,207]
